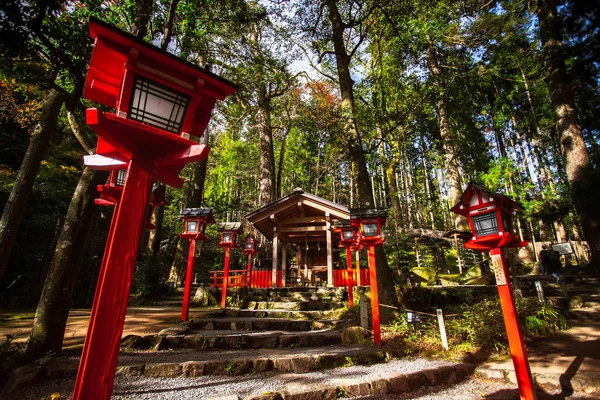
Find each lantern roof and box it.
[333,220,352,229]
[217,222,243,233]
[180,207,214,223]
[349,208,388,220]
[450,182,524,217]
[84,17,237,136]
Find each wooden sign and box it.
[490,254,507,286]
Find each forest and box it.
[0,0,599,358]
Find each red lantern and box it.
[217,222,243,308]
[451,183,535,400]
[243,234,258,255]
[74,17,237,400]
[350,209,387,247]
[349,208,387,346]
[450,182,527,251]
[180,208,214,241]
[218,222,243,248]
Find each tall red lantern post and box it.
[334,221,359,308]
[217,222,242,308]
[243,235,258,287]
[350,209,387,346]
[75,18,237,400]
[451,183,535,400]
[179,208,214,321]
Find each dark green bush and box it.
[388,297,568,352]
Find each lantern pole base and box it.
[491,248,537,400]
[367,245,381,346]
[221,247,231,308]
[181,239,196,321]
[73,160,152,400]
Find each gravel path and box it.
[16,358,456,399]
[354,378,596,399]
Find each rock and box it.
[252,358,273,373]
[388,373,410,393]
[405,371,429,391]
[336,379,371,397]
[341,326,370,344]
[245,393,283,400]
[144,363,182,378]
[182,361,205,377]
[370,377,391,396]
[281,383,337,400]
[0,363,46,396]
[115,364,144,376]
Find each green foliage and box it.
[389,297,568,354]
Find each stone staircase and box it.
[13,287,478,399]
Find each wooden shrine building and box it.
[246,188,350,287]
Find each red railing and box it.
[211,269,369,288]
[209,269,283,288]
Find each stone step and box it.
[40,353,474,400]
[45,344,401,381]
[157,317,339,335]
[120,326,368,352]
[226,308,339,320]
[244,300,345,311]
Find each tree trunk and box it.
[425,40,467,231]
[325,0,399,321]
[133,0,153,38]
[147,205,164,256]
[0,89,63,285]
[537,0,600,265]
[25,167,104,361]
[249,25,276,206]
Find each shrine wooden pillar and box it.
[281,242,287,287]
[272,226,278,287]
[326,213,333,287]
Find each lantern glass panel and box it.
[187,221,197,233]
[223,232,232,243]
[116,169,127,186]
[245,241,253,250]
[363,223,378,237]
[343,230,354,240]
[472,212,499,236]
[200,221,206,234]
[128,75,190,134]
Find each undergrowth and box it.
[384,297,568,356]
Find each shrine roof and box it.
[245,189,350,242]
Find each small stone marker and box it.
[360,294,371,329]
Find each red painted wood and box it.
[181,239,196,321]
[490,248,537,400]
[368,245,381,347]
[221,247,230,308]
[246,255,252,287]
[73,161,152,400]
[346,247,354,308]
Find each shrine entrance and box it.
[245,188,352,287]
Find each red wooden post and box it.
[355,252,361,286]
[346,247,354,308]
[221,247,231,308]
[491,248,536,400]
[368,245,381,346]
[181,239,196,321]
[73,161,152,400]
[246,254,252,287]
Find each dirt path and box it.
[0,307,214,348]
